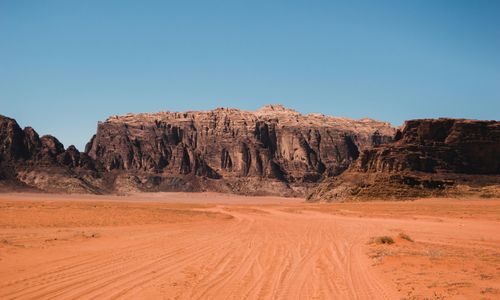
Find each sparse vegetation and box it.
[369,236,395,245]
[81,231,100,238]
[399,232,414,242]
[368,248,396,263]
[481,287,500,294]
[480,274,493,280]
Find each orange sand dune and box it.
[0,193,499,299]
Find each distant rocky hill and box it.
[0,115,99,193]
[0,105,394,196]
[307,118,500,201]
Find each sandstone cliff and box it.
[308,118,500,201]
[0,105,394,195]
[0,115,100,193]
[85,105,394,195]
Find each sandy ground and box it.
[0,193,499,300]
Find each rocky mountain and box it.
[0,115,100,193]
[0,105,394,195]
[84,105,394,195]
[308,118,500,201]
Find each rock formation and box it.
[85,105,394,195]
[3,111,499,199]
[0,115,100,193]
[308,118,500,201]
[0,105,394,195]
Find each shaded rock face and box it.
[0,115,98,193]
[358,119,500,174]
[308,119,500,202]
[85,105,394,194]
[0,115,95,169]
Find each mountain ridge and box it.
[2,107,498,199]
[0,105,394,196]
[307,118,500,201]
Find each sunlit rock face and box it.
[85,105,394,194]
[0,106,394,195]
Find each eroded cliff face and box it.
[82,105,394,195]
[3,112,499,198]
[308,118,500,201]
[0,116,97,168]
[0,106,394,195]
[357,119,500,174]
[0,115,99,193]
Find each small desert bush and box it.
[481,287,499,294]
[368,248,395,263]
[398,232,414,242]
[369,236,394,245]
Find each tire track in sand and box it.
[0,206,399,299]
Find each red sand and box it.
[0,193,499,299]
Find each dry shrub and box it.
[481,287,500,294]
[398,232,414,242]
[369,236,394,245]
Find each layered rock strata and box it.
[0,105,395,195]
[308,118,500,201]
[85,105,394,195]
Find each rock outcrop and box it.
[3,111,499,199]
[85,105,394,195]
[308,118,500,201]
[0,105,394,195]
[0,115,100,193]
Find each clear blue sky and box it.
[1,0,499,150]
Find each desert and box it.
[1,109,499,299]
[2,2,500,298]
[0,192,499,299]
